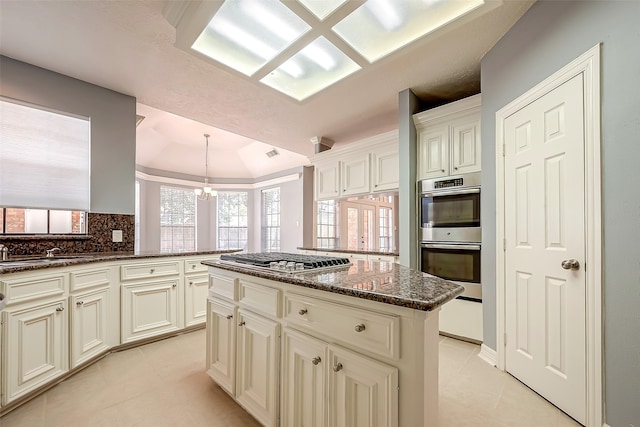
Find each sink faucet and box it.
[0,244,8,261]
[46,247,62,258]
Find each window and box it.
[134,181,140,253]
[316,200,338,249]
[217,192,248,251]
[0,208,86,234]
[261,187,280,252]
[0,97,91,211]
[379,206,394,251]
[160,186,196,253]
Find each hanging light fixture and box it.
[194,133,217,199]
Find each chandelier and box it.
[194,133,217,199]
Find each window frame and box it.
[261,187,281,252]
[159,185,197,253]
[217,191,249,251]
[0,208,87,235]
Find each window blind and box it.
[0,98,91,211]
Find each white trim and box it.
[495,44,602,427]
[478,344,497,366]
[135,171,301,190]
[309,129,398,163]
[412,93,481,127]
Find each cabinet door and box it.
[341,155,370,196]
[121,278,180,344]
[328,345,399,427]
[2,298,68,405]
[70,288,109,368]
[451,117,481,174]
[206,298,236,396]
[371,150,399,192]
[185,274,209,327]
[236,309,280,427]
[315,162,340,200]
[417,125,449,179]
[281,328,327,427]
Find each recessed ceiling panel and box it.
[296,0,348,20]
[333,0,485,63]
[260,36,361,101]
[191,0,311,76]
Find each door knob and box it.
[561,259,580,270]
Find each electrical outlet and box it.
[112,230,123,243]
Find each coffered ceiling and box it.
[0,0,534,179]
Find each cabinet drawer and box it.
[70,267,111,292]
[185,257,213,274]
[1,273,67,306]
[284,293,400,359]
[238,280,281,318]
[209,274,238,301]
[120,260,181,281]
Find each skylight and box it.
[169,0,497,101]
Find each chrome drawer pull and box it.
[354,323,366,333]
[312,356,321,366]
[333,363,343,372]
[298,309,308,315]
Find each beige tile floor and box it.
[0,329,581,427]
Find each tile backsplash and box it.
[0,213,134,256]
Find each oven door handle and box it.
[421,188,480,198]
[421,243,481,251]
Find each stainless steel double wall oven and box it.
[419,172,482,302]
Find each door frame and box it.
[495,44,602,426]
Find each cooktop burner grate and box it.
[219,252,351,271]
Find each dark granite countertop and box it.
[297,247,400,257]
[203,258,463,312]
[0,250,240,275]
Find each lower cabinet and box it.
[236,309,280,427]
[70,288,109,368]
[281,328,398,427]
[185,274,209,327]
[2,298,68,405]
[121,278,181,344]
[207,299,280,427]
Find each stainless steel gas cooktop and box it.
[219,252,351,273]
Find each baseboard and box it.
[478,344,497,366]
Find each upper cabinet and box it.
[414,94,481,180]
[311,130,398,200]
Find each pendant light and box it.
[194,133,217,199]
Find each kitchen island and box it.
[203,255,464,427]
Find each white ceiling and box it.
[0,0,534,180]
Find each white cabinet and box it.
[185,273,209,327]
[315,162,341,200]
[341,154,370,196]
[70,289,109,368]
[206,298,236,395]
[414,94,481,180]
[281,329,327,427]
[2,298,68,405]
[236,309,280,427]
[328,345,399,427]
[371,150,399,192]
[312,130,398,200]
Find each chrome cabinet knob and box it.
[76,301,84,306]
[333,363,343,372]
[172,283,177,288]
[150,268,155,274]
[226,314,233,320]
[354,323,366,333]
[561,259,580,270]
[298,309,308,315]
[238,321,246,326]
[56,306,64,312]
[189,281,193,285]
[312,356,321,366]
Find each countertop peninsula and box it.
[203,257,463,312]
[0,249,239,274]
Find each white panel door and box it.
[341,155,370,196]
[328,345,398,427]
[372,151,399,192]
[417,125,449,179]
[3,299,68,404]
[504,74,586,424]
[185,274,209,327]
[70,289,109,368]
[281,328,327,427]
[316,162,340,200]
[236,309,280,427]
[451,117,481,174]
[206,298,236,395]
